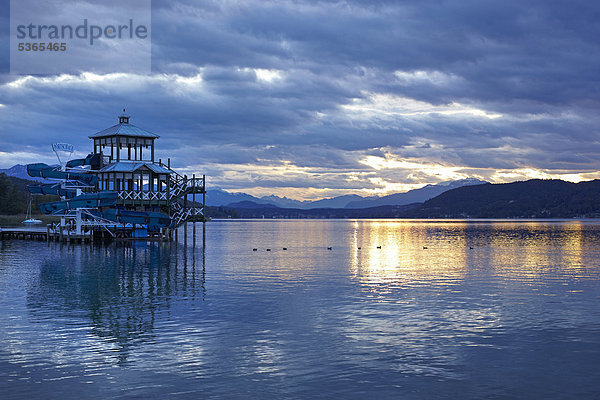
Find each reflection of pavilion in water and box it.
[26,238,205,364]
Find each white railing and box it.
[172,206,204,227]
[169,176,205,199]
[118,191,168,201]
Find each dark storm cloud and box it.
[1,0,600,196]
[0,1,8,75]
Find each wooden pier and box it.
[0,227,98,243]
[0,228,49,241]
[0,226,178,244]
[0,221,204,244]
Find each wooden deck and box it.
[0,227,95,243]
[0,226,172,243]
[0,228,51,241]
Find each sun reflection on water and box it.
[347,220,599,287]
[349,220,470,292]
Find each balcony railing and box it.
[118,191,168,201]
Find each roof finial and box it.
[119,108,130,124]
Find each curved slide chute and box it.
[39,191,118,215]
[65,153,103,169]
[37,191,172,230]
[102,209,172,230]
[27,163,98,186]
[27,183,77,198]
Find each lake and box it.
[1,219,599,399]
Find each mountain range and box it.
[0,164,51,183]
[411,179,600,218]
[344,178,485,208]
[219,179,600,219]
[205,178,487,209]
[4,163,600,218]
[1,164,486,210]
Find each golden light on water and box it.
[184,220,599,296]
[349,220,470,289]
[346,220,596,291]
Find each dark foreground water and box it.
[1,219,600,399]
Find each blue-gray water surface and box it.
[1,219,600,399]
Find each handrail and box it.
[118,191,168,201]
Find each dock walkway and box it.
[0,227,50,241]
[0,225,178,243]
[0,226,129,243]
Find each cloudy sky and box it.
[1,0,600,200]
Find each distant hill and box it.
[226,201,280,209]
[217,179,487,209]
[257,195,305,208]
[231,178,486,209]
[5,171,600,219]
[5,162,600,219]
[411,179,600,218]
[218,203,421,219]
[346,178,487,208]
[215,179,600,219]
[233,193,369,209]
[0,164,51,183]
[204,189,270,207]
[305,194,368,209]
[3,164,487,210]
[0,173,57,215]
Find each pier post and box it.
[193,173,196,244]
[75,209,82,235]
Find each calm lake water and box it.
[1,219,600,399]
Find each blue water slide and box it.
[27,163,98,186]
[65,153,103,169]
[39,191,118,215]
[28,183,77,198]
[102,209,172,229]
[38,190,172,229]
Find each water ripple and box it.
[1,220,600,399]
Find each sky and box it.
[1,0,600,200]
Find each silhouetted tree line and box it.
[220,203,419,218]
[205,206,239,218]
[3,174,600,218]
[0,173,57,215]
[410,179,600,218]
[218,179,600,219]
